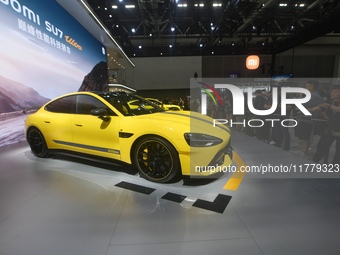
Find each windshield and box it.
[99,92,165,116]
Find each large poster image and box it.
[0,0,107,147]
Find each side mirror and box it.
[90,108,111,121]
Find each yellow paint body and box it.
[25,92,232,178]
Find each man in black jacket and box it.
[313,85,340,164]
[294,80,323,157]
[253,89,271,142]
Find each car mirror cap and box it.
[91,108,107,116]
[90,108,111,121]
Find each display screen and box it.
[0,0,107,100]
[0,0,107,147]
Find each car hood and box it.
[127,111,230,138]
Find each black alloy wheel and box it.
[134,136,180,183]
[27,127,49,158]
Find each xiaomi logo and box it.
[246,55,260,70]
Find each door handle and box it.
[75,124,82,127]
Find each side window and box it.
[76,95,115,115]
[45,95,76,113]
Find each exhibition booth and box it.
[1,1,340,255]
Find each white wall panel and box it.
[132,56,202,90]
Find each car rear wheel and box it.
[27,127,49,158]
[133,136,180,183]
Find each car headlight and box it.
[184,133,223,147]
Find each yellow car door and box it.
[71,94,121,160]
[40,95,76,149]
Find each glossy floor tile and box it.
[0,131,339,255]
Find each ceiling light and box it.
[169,45,173,48]
[149,33,152,36]
[78,0,135,67]
[125,5,135,8]
[112,5,118,9]
[199,44,203,47]
[279,3,287,7]
[104,7,107,10]
[178,4,187,7]
[131,28,136,33]
[171,27,175,32]
[109,14,112,17]
[138,45,142,49]
[299,3,305,7]
[213,3,222,7]
[212,52,214,55]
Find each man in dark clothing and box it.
[253,90,265,140]
[253,89,271,142]
[313,85,340,164]
[294,80,323,157]
[272,87,293,150]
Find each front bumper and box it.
[179,140,233,178]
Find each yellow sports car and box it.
[25,91,232,183]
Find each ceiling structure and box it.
[86,0,340,57]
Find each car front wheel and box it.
[27,127,49,158]
[133,136,180,183]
